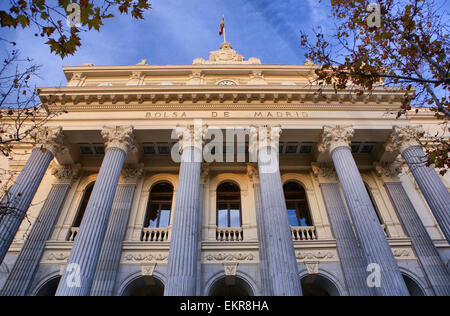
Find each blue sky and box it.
[0,0,332,88]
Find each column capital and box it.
[385,125,424,154]
[101,126,135,153]
[247,163,259,184]
[318,125,354,154]
[311,162,337,181]
[31,126,64,155]
[51,164,80,184]
[373,161,403,179]
[175,123,207,153]
[200,163,209,184]
[249,125,282,154]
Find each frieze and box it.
[203,252,256,263]
[122,253,169,263]
[295,251,336,262]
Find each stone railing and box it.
[291,226,317,241]
[141,227,170,242]
[216,227,244,242]
[67,227,79,242]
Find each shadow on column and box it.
[209,276,253,296]
[121,276,164,296]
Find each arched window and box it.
[216,182,242,228]
[144,182,173,228]
[73,182,95,228]
[284,181,312,227]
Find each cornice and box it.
[45,102,403,113]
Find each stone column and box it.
[0,127,64,265]
[164,124,204,296]
[320,126,409,296]
[250,126,302,296]
[386,125,450,243]
[195,164,208,296]
[90,165,143,296]
[312,163,375,296]
[0,165,77,296]
[376,162,450,296]
[248,164,273,296]
[55,126,135,296]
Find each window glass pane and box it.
[298,204,311,226]
[287,209,299,226]
[299,217,308,227]
[145,204,159,228]
[229,209,241,227]
[159,209,171,228]
[217,209,228,228]
[148,216,158,228]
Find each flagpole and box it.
[223,15,226,43]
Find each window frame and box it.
[144,182,174,229]
[216,182,242,228]
[283,181,313,227]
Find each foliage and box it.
[301,0,449,173]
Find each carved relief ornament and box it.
[311,163,337,180]
[51,164,80,183]
[373,161,403,178]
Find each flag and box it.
[219,17,225,36]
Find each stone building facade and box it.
[0,43,449,296]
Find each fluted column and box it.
[386,126,450,243]
[384,181,450,296]
[0,165,77,296]
[0,127,63,265]
[90,165,143,296]
[248,165,273,296]
[313,163,375,296]
[164,124,204,296]
[320,126,409,296]
[250,126,302,296]
[56,126,135,296]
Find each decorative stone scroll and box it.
[123,253,169,263]
[51,164,80,183]
[31,126,64,155]
[318,125,354,154]
[101,125,135,153]
[311,163,337,180]
[121,164,144,180]
[373,161,403,178]
[385,125,424,154]
[204,253,256,262]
